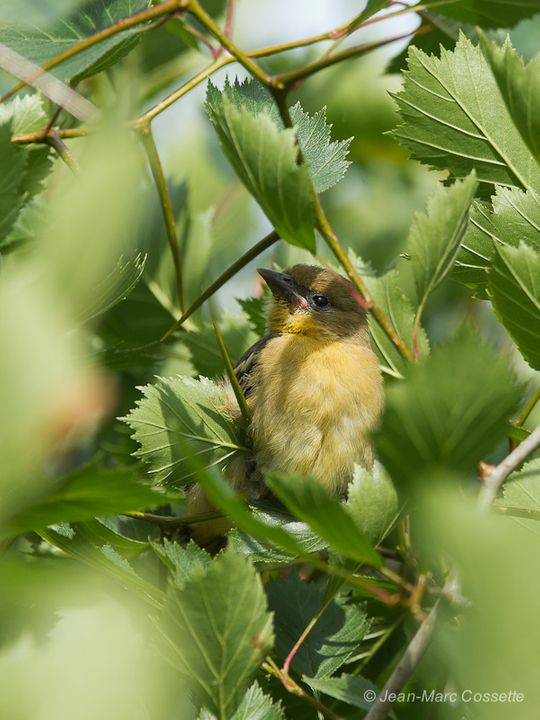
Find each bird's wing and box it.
[234,334,273,398]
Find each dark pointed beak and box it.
[257,268,307,312]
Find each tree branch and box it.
[478,424,540,511]
[364,602,439,720]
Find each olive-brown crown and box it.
[266,264,369,342]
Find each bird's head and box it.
[258,264,369,343]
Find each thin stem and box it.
[313,198,414,360]
[283,586,337,675]
[12,126,93,145]
[186,0,274,89]
[212,320,251,425]
[138,56,227,124]
[47,129,80,173]
[124,509,223,526]
[354,614,405,674]
[478,424,540,511]
[514,386,540,428]
[161,229,279,339]
[364,602,439,720]
[263,657,343,720]
[1,0,187,102]
[140,124,185,313]
[276,27,430,89]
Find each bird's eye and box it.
[312,294,330,308]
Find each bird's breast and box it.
[248,334,383,493]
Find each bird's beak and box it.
[257,268,308,312]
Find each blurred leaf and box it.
[75,252,146,325]
[347,462,400,547]
[0,123,28,243]
[304,674,381,713]
[289,103,351,193]
[433,0,540,28]
[230,683,284,720]
[399,174,477,321]
[2,461,178,539]
[181,316,257,378]
[163,546,273,719]
[205,79,315,251]
[392,34,540,190]
[151,538,211,587]
[0,0,152,84]
[40,523,164,606]
[375,330,522,488]
[123,375,246,485]
[266,571,370,678]
[265,472,382,567]
[0,0,86,27]
[237,295,267,337]
[488,242,540,370]
[481,35,540,162]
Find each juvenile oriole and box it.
[190,264,384,542]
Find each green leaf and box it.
[347,462,400,547]
[361,267,429,378]
[229,504,328,563]
[453,200,497,291]
[434,0,540,28]
[399,174,477,320]
[350,1,390,29]
[266,571,370,678]
[237,295,267,337]
[289,103,351,193]
[163,546,273,719]
[375,330,522,489]
[494,459,540,532]
[265,472,382,567]
[75,252,146,324]
[0,97,51,247]
[1,461,177,538]
[481,35,540,162]
[151,538,211,587]
[230,683,284,720]
[0,0,87,28]
[303,674,381,713]
[205,79,315,251]
[392,34,540,191]
[181,316,257,378]
[0,0,152,84]
[123,375,246,486]
[488,242,540,370]
[455,186,540,292]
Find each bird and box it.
[189,264,384,544]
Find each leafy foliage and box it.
[123,376,246,485]
[392,34,540,190]
[266,572,370,678]
[163,546,273,719]
[488,242,540,370]
[1,4,540,720]
[205,79,315,251]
